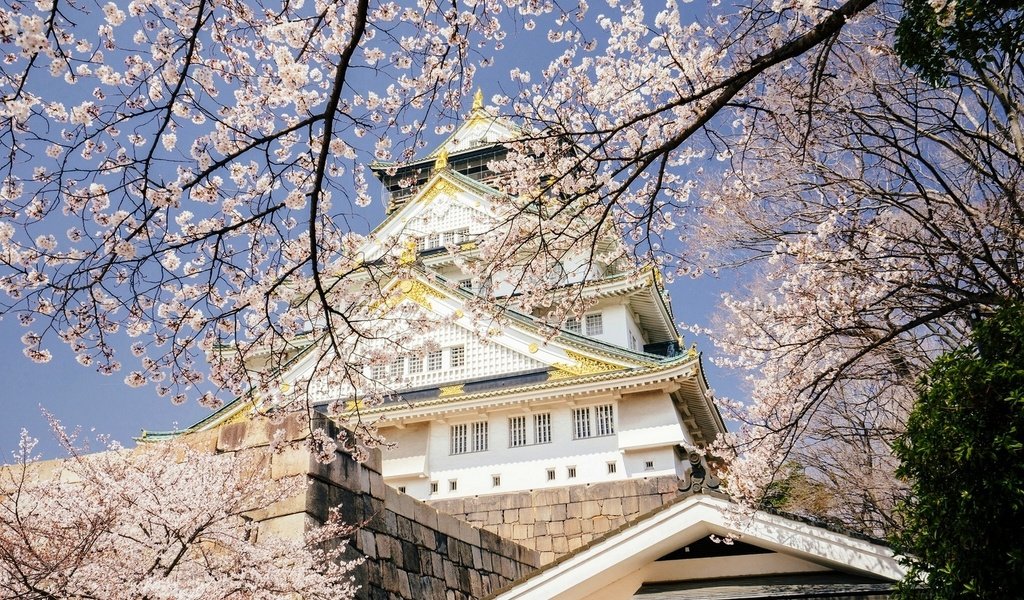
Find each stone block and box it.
[458,519,481,547]
[552,536,569,554]
[593,516,610,534]
[551,504,567,521]
[564,519,581,535]
[486,510,502,525]
[581,500,601,519]
[548,521,564,535]
[368,470,386,500]
[216,422,248,452]
[257,512,311,542]
[622,495,640,515]
[518,507,536,525]
[436,513,462,539]
[181,428,219,453]
[565,502,581,519]
[535,536,553,552]
[396,515,415,542]
[401,540,421,574]
[602,497,624,516]
[414,499,440,531]
[511,523,532,539]
[244,490,306,521]
[534,522,547,536]
[540,551,555,565]
[375,533,392,560]
[639,495,663,514]
[568,536,583,552]
[270,446,311,479]
[443,559,459,589]
[358,529,377,559]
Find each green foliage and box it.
[892,303,1024,598]
[896,0,1024,84]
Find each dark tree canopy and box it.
[892,303,1024,598]
[896,0,1024,83]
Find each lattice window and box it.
[534,413,551,444]
[596,404,615,436]
[450,423,468,454]
[450,345,465,368]
[565,317,581,333]
[573,407,592,439]
[408,355,423,374]
[389,356,404,379]
[472,421,489,452]
[585,313,604,335]
[371,364,386,380]
[426,350,443,371]
[509,416,527,447]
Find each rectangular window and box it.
[371,364,386,380]
[607,462,617,474]
[398,486,406,494]
[443,231,456,246]
[534,413,552,444]
[573,407,592,439]
[596,404,615,436]
[408,355,423,374]
[629,333,638,351]
[567,466,577,479]
[450,345,465,368]
[565,317,581,333]
[458,279,473,291]
[546,468,556,481]
[450,423,468,455]
[427,233,440,249]
[585,313,604,335]
[449,479,458,492]
[430,481,438,493]
[426,350,443,371]
[509,415,527,447]
[414,237,425,252]
[492,474,501,487]
[472,421,489,452]
[644,460,655,471]
[389,356,404,378]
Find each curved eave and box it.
[362,354,710,424]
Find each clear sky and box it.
[0,2,743,460]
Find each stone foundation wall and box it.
[191,414,540,600]
[428,476,682,564]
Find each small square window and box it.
[585,313,603,336]
[449,479,458,492]
[492,474,501,487]
[565,316,581,333]
[607,462,617,474]
[450,345,465,368]
[567,466,577,479]
[398,486,406,494]
[430,481,438,493]
[546,468,556,481]
[644,460,654,471]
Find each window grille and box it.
[450,345,465,368]
[567,466,577,478]
[472,421,489,452]
[565,317,581,333]
[534,413,552,444]
[430,481,438,493]
[389,356,404,378]
[398,486,406,493]
[644,460,654,471]
[371,364,386,380]
[426,350,443,371]
[573,407,592,439]
[607,462,617,474]
[509,416,527,447]
[546,468,556,481]
[596,404,615,436]
[585,313,604,335]
[408,355,423,374]
[450,423,468,455]
[449,479,458,491]
[492,475,501,487]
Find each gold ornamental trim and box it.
[549,350,622,381]
[439,384,464,397]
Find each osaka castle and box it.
[147,93,905,598]
[179,92,725,502]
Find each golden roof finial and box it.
[434,147,449,170]
[472,88,484,111]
